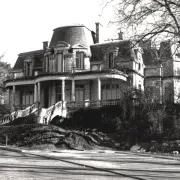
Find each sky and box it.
[0,0,118,67]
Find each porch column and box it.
[34,83,37,102]
[12,85,16,107]
[62,79,65,101]
[97,78,101,101]
[71,80,75,101]
[37,82,41,102]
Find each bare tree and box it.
[0,53,4,60]
[101,0,180,47]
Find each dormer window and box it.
[109,52,115,69]
[24,60,33,76]
[76,52,84,69]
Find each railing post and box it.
[5,135,8,147]
[71,79,75,101]
[97,78,101,101]
[37,82,41,102]
[12,85,16,111]
[34,83,37,103]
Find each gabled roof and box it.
[13,50,44,70]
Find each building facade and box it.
[5,24,144,122]
[144,41,180,103]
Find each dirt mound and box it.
[0,124,108,151]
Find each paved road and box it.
[0,149,180,180]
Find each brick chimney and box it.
[118,31,123,40]
[95,22,103,43]
[43,41,48,50]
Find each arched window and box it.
[76,52,84,69]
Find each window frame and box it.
[101,83,120,100]
[21,91,34,106]
[56,84,62,102]
[76,51,84,69]
[75,84,84,102]
[24,60,33,77]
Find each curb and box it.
[114,150,180,161]
[0,146,23,153]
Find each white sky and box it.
[0,0,118,67]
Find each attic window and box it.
[24,61,32,76]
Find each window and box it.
[45,57,49,72]
[109,53,114,69]
[134,49,138,59]
[57,53,64,72]
[24,62,32,76]
[56,85,62,102]
[102,84,120,100]
[65,87,71,102]
[76,52,84,69]
[75,84,84,101]
[138,63,141,70]
[22,91,33,105]
[106,52,115,69]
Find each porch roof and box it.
[5,70,128,87]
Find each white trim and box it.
[6,72,127,87]
[72,44,87,49]
[10,69,23,73]
[35,76,72,83]
[6,80,35,87]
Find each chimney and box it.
[95,22,99,43]
[95,22,103,43]
[118,31,123,40]
[43,41,48,50]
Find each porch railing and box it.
[66,99,122,109]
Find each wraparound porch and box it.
[6,70,128,112]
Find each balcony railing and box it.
[66,99,122,110]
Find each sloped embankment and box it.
[0,124,108,151]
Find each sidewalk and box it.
[1,145,180,161]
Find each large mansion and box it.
[4,23,180,123]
